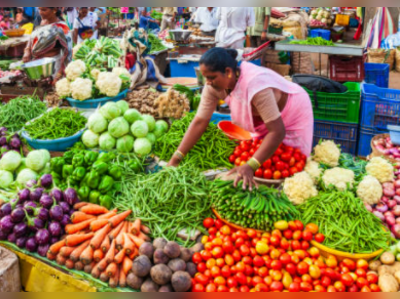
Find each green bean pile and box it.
[290,37,335,46]
[112,165,212,246]
[212,180,298,231]
[0,96,47,132]
[24,108,87,140]
[148,33,167,53]
[154,112,237,171]
[297,191,392,253]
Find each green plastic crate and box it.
[304,82,361,124]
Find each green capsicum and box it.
[84,151,99,166]
[63,151,75,164]
[128,160,142,173]
[97,152,109,162]
[80,172,90,187]
[71,167,86,181]
[92,161,108,175]
[50,157,65,175]
[98,175,114,194]
[62,164,74,179]
[77,186,90,201]
[99,194,113,210]
[108,165,122,180]
[72,153,85,168]
[87,170,101,189]
[88,190,101,205]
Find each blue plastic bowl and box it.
[388,125,400,145]
[66,89,129,109]
[21,129,85,152]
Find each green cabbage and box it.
[0,151,21,172]
[155,120,169,132]
[116,135,134,153]
[16,158,27,174]
[0,170,14,189]
[116,100,129,115]
[108,117,130,138]
[88,113,108,133]
[141,115,156,132]
[134,138,152,157]
[26,150,47,172]
[82,130,100,148]
[40,150,51,164]
[131,120,149,138]
[146,133,156,145]
[100,102,121,120]
[99,132,116,151]
[16,169,38,188]
[124,109,142,124]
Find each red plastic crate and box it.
[329,55,365,82]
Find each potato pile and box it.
[371,252,400,292]
[127,238,203,292]
[126,89,162,117]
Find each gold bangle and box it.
[174,150,185,160]
[246,159,259,172]
[249,157,261,168]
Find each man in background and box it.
[247,7,271,47]
[161,7,177,31]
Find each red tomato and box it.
[255,283,269,292]
[234,158,242,166]
[295,220,304,230]
[203,218,215,229]
[215,220,224,229]
[244,265,254,276]
[283,229,293,240]
[300,282,313,292]
[262,159,272,169]
[297,262,309,275]
[192,252,203,264]
[293,152,302,162]
[235,272,247,285]
[275,148,283,156]
[348,285,359,293]
[272,156,280,164]
[232,250,242,262]
[242,256,252,265]
[286,263,297,275]
[273,171,282,180]
[302,230,313,241]
[281,170,289,178]
[327,286,337,292]
[289,167,299,176]
[291,240,301,251]
[239,245,250,256]
[233,149,242,157]
[270,281,284,292]
[280,238,290,250]
[263,169,272,179]
[314,233,325,243]
[356,277,368,289]
[275,161,285,171]
[295,162,304,171]
[341,273,354,287]
[280,153,291,162]
[221,265,231,278]
[240,142,250,152]
[196,273,210,286]
[217,285,229,292]
[239,285,250,292]
[289,282,301,292]
[197,262,207,273]
[301,241,310,250]
[271,260,283,271]
[370,284,380,292]
[255,168,263,178]
[192,283,205,292]
[342,259,356,271]
[253,256,265,268]
[205,283,217,292]
[201,250,212,261]
[289,157,296,167]
[229,155,236,163]
[249,148,256,156]
[320,276,331,288]
[229,287,239,292]
[356,259,369,271]
[241,152,250,161]
[212,247,224,259]
[211,266,221,278]
[361,286,371,292]
[355,269,366,278]
[227,277,238,288]
[214,276,226,286]
[270,236,280,247]
[366,273,378,284]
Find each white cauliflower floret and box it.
[313,140,341,167]
[65,60,86,81]
[112,67,130,77]
[322,167,355,191]
[96,72,122,97]
[366,157,394,183]
[90,69,101,80]
[283,172,318,205]
[304,158,322,183]
[70,78,93,101]
[55,78,71,98]
[356,175,383,205]
[72,43,82,59]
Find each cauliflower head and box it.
[366,157,394,183]
[96,72,122,97]
[55,78,71,99]
[72,44,82,59]
[313,140,341,167]
[322,167,355,191]
[356,175,383,205]
[65,59,86,81]
[70,78,93,101]
[112,67,130,78]
[304,158,322,183]
[283,172,318,205]
[90,69,101,80]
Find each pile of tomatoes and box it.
[191,218,380,292]
[228,141,307,180]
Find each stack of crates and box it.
[358,84,400,157]
[303,82,361,155]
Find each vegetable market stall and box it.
[0,35,29,58]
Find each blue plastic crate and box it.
[310,29,331,41]
[364,63,390,88]
[360,84,400,130]
[210,112,231,125]
[313,120,358,155]
[357,126,389,157]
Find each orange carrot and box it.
[90,223,111,250]
[60,246,76,258]
[131,219,141,235]
[65,259,74,269]
[48,239,66,255]
[129,247,139,260]
[65,219,95,235]
[108,210,132,228]
[116,222,127,250]
[71,212,96,224]
[75,261,84,271]
[97,209,118,220]
[94,249,104,263]
[122,257,133,274]
[140,224,151,235]
[56,254,67,266]
[80,204,109,215]
[109,266,119,289]
[70,240,91,262]
[106,262,118,277]
[119,268,127,288]
[85,262,96,274]
[105,239,116,264]
[99,270,109,283]
[123,233,135,255]
[109,221,124,240]
[73,202,89,210]
[47,252,57,261]
[101,235,111,253]
[129,234,145,248]
[80,245,94,265]
[66,232,94,247]
[137,231,151,242]
[91,262,101,278]
[97,257,108,272]
[90,219,109,232]
[114,248,126,264]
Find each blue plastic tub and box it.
[210,112,231,125]
[357,126,389,157]
[388,125,400,145]
[364,63,390,88]
[21,129,85,152]
[310,29,331,41]
[66,89,129,109]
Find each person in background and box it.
[215,8,255,49]
[15,8,24,24]
[0,14,11,30]
[73,7,99,44]
[65,7,78,30]
[160,7,177,31]
[193,7,219,37]
[92,7,107,37]
[139,9,159,30]
[247,7,271,48]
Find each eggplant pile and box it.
[0,127,22,158]
[0,174,79,256]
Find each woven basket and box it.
[370,133,396,163]
[4,29,26,37]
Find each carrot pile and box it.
[46,203,150,289]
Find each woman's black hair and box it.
[200,47,238,73]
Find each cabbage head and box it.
[116,100,129,115]
[116,135,134,153]
[26,150,47,172]
[134,138,152,157]
[40,150,51,164]
[131,120,149,138]
[146,133,156,145]
[82,130,100,148]
[0,170,14,189]
[141,115,156,132]
[88,113,108,133]
[108,117,130,138]
[124,109,142,124]
[16,169,38,188]
[100,102,121,120]
[156,120,169,132]
[99,132,116,151]
[0,151,22,172]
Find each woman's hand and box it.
[22,53,31,63]
[228,164,259,191]
[167,156,181,167]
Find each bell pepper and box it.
[72,167,86,181]
[50,157,65,175]
[128,160,142,173]
[92,161,109,175]
[98,152,109,162]
[80,172,90,187]
[98,175,114,194]
[63,151,75,165]
[62,164,74,179]
[84,151,99,166]
[72,153,85,168]
[99,194,113,210]
[77,186,90,201]
[87,170,101,189]
[108,165,123,181]
[51,171,60,181]
[88,190,101,205]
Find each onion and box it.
[376,203,389,213]
[383,182,395,190]
[384,188,396,198]
[385,211,394,218]
[373,211,385,221]
[365,204,373,212]
[394,196,400,204]
[388,200,397,209]
[393,205,400,217]
[391,224,400,239]
[395,180,400,189]
[386,216,396,226]
[396,218,400,224]
[375,144,386,153]
[382,196,390,203]
[395,189,400,196]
